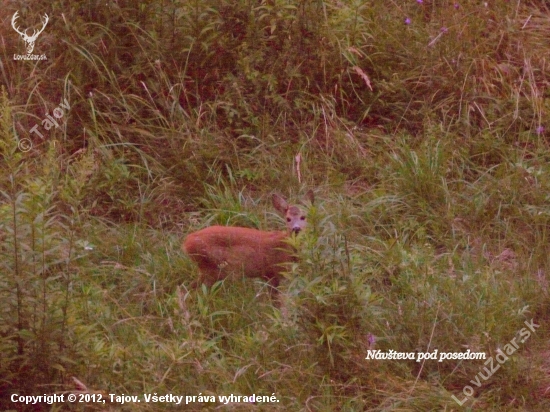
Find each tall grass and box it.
[1,0,549,410]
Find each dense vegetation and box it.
[1,0,550,410]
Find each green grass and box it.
[1,0,550,410]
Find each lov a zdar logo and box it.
[12,10,48,60]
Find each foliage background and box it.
[1,0,550,410]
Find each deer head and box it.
[12,11,49,54]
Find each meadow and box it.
[1,0,549,410]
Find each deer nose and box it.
[291,227,301,234]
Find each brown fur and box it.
[183,191,313,292]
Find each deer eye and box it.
[286,217,291,222]
[300,216,306,220]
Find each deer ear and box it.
[303,190,314,205]
[272,193,289,214]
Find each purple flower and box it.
[405,17,411,25]
[536,126,545,135]
[441,27,448,33]
[367,333,376,347]
[417,0,423,3]
[454,2,460,8]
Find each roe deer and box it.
[183,191,314,293]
